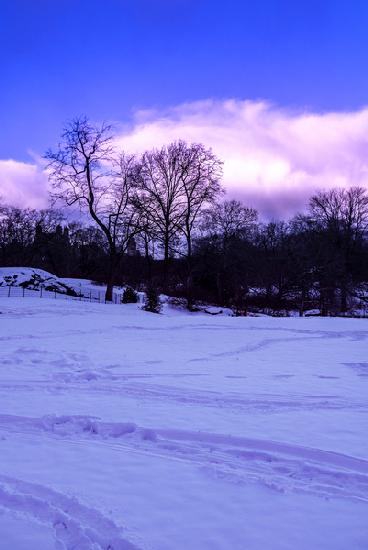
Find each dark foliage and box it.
[121,286,138,304]
[1,186,368,316]
[143,286,162,314]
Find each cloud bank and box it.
[2,100,368,218]
[117,100,368,218]
[0,159,48,210]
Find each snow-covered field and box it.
[0,297,367,549]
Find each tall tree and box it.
[134,143,186,288]
[45,117,141,301]
[176,142,223,308]
[135,141,223,304]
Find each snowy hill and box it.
[0,268,117,302]
[0,296,367,549]
[0,267,78,295]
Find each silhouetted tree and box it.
[201,200,258,305]
[134,141,223,304]
[309,187,368,312]
[45,117,142,301]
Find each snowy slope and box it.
[0,268,123,303]
[0,298,367,549]
[0,267,55,287]
[0,267,77,296]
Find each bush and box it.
[121,286,138,304]
[143,286,162,313]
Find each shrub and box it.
[121,286,138,304]
[143,286,162,313]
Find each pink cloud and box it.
[0,159,48,209]
[117,100,368,218]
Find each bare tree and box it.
[176,142,223,308]
[202,199,258,305]
[310,187,368,235]
[45,117,141,301]
[309,186,368,312]
[134,142,187,288]
[0,206,38,249]
[135,211,157,283]
[203,199,258,246]
[256,221,291,304]
[0,204,66,268]
[35,208,65,233]
[134,141,223,303]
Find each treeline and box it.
[1,117,368,315]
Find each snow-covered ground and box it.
[0,297,367,549]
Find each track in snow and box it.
[0,474,141,549]
[1,414,367,504]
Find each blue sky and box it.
[2,0,368,160]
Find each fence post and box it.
[55,290,57,299]
[22,287,25,298]
[8,286,11,298]
[89,291,92,302]
[40,285,43,298]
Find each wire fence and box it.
[0,285,122,304]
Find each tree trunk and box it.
[144,237,152,282]
[185,233,194,310]
[320,286,330,317]
[163,234,169,291]
[299,287,306,317]
[216,271,224,305]
[105,251,117,302]
[266,284,272,303]
[186,273,194,310]
[340,283,348,314]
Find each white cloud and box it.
[117,99,368,218]
[0,159,48,209]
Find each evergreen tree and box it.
[121,286,138,304]
[143,286,162,313]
